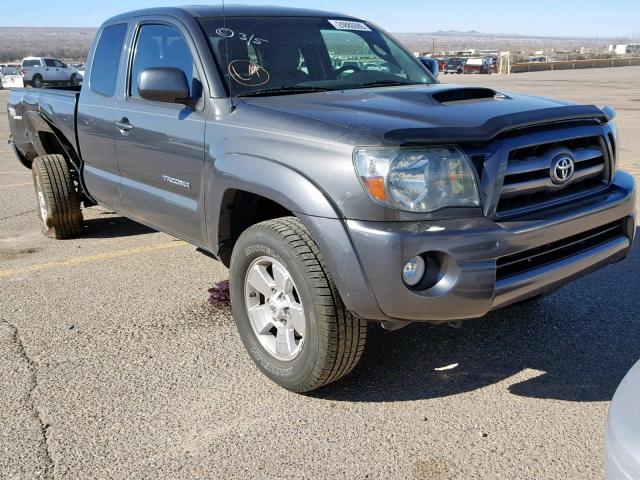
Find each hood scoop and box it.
[432,87,508,105]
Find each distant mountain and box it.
[429,30,498,36]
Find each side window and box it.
[23,60,41,67]
[53,60,66,68]
[44,59,56,67]
[130,24,195,98]
[90,23,128,97]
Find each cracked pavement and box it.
[1,320,53,478]
[1,68,640,479]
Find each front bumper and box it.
[344,171,636,322]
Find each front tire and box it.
[230,217,367,392]
[32,155,84,239]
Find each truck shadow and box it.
[82,215,155,239]
[314,228,640,403]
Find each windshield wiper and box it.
[237,85,333,97]
[346,79,422,90]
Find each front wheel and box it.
[230,217,367,392]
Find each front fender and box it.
[205,153,386,319]
[207,153,341,247]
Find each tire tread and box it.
[32,154,83,239]
[242,217,367,392]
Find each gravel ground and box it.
[0,66,639,480]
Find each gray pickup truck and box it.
[7,5,636,392]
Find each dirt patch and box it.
[413,458,455,480]
[0,247,38,261]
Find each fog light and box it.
[402,256,426,286]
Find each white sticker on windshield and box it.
[328,20,371,32]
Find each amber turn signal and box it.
[363,177,387,201]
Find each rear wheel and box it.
[32,74,43,88]
[230,217,367,392]
[70,73,80,86]
[32,155,84,239]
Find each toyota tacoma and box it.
[7,6,636,392]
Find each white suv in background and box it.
[21,57,81,88]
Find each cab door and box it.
[77,23,130,209]
[53,59,72,82]
[43,59,64,82]
[114,20,208,245]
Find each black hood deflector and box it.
[385,104,611,145]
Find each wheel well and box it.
[38,131,67,158]
[218,190,293,267]
[35,129,95,205]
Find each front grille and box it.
[496,135,609,215]
[496,219,626,280]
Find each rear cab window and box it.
[90,23,128,97]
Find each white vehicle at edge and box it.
[605,359,640,479]
[1,66,24,89]
[21,56,81,88]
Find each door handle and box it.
[115,118,133,135]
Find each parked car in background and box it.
[418,57,439,77]
[340,60,365,71]
[443,57,465,74]
[436,58,448,70]
[605,359,640,479]
[21,57,81,88]
[464,57,492,74]
[1,65,24,89]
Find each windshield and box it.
[199,16,434,96]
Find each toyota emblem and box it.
[550,154,575,185]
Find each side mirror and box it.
[419,58,439,79]
[138,67,194,107]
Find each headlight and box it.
[354,146,480,212]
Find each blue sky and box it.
[1,0,638,37]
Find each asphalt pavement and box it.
[1,66,639,479]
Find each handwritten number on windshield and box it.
[215,27,268,45]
